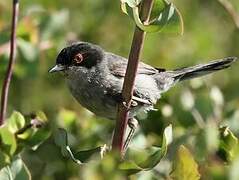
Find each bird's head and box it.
[49,42,104,73]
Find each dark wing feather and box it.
[105,52,158,106]
[106,52,161,77]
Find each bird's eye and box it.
[74,53,83,64]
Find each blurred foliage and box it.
[0,0,239,179]
[0,111,50,179]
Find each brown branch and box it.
[0,0,19,125]
[112,0,154,156]
[218,0,239,28]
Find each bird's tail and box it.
[170,57,237,81]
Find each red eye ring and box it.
[74,53,83,64]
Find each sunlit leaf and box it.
[0,126,17,156]
[219,126,239,161]
[35,111,48,123]
[0,157,31,180]
[170,145,200,180]
[7,111,25,134]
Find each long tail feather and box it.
[171,57,237,81]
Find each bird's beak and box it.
[49,64,65,73]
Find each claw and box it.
[100,144,109,159]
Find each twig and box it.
[15,124,33,135]
[191,108,205,129]
[0,0,19,125]
[218,0,239,28]
[112,0,154,156]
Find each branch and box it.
[0,0,19,125]
[112,0,154,156]
[218,0,239,28]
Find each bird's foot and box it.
[100,144,109,159]
[122,100,138,110]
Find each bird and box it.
[49,41,237,149]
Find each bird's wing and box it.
[106,52,164,77]
[105,53,161,106]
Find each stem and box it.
[217,0,239,28]
[112,0,154,156]
[15,124,32,135]
[0,0,19,125]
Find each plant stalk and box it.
[112,0,154,156]
[0,0,19,125]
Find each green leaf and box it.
[54,128,68,149]
[219,126,239,161]
[138,124,172,169]
[54,129,82,164]
[35,111,48,123]
[150,0,166,19]
[74,146,104,163]
[7,111,25,134]
[170,145,200,180]
[16,111,50,150]
[0,150,11,169]
[21,128,51,150]
[54,128,70,157]
[120,124,172,174]
[121,0,183,34]
[0,126,17,156]
[0,157,31,180]
[55,129,110,164]
[118,160,142,175]
[149,3,184,34]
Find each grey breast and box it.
[66,66,118,120]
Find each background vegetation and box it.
[0,0,239,179]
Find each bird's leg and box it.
[118,92,139,152]
[123,118,138,152]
